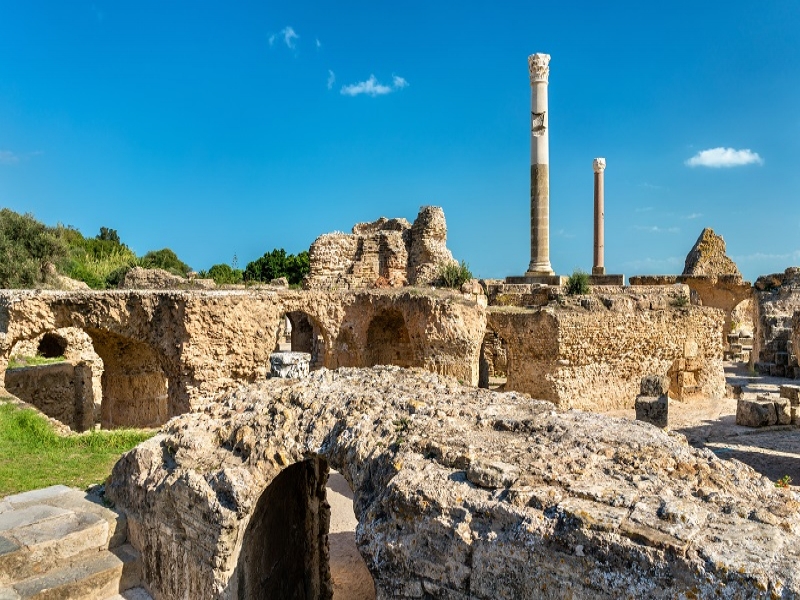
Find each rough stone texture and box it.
[736,398,778,427]
[487,300,725,410]
[269,352,310,379]
[751,268,800,378]
[683,228,743,279]
[305,206,455,290]
[640,374,670,397]
[106,367,800,600]
[0,289,484,427]
[635,395,668,428]
[3,361,95,431]
[119,267,216,290]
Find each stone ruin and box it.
[304,206,455,290]
[751,267,800,379]
[106,367,800,599]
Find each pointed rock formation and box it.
[683,228,742,280]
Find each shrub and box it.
[437,260,473,289]
[140,248,191,277]
[0,209,69,288]
[207,263,244,285]
[672,294,689,307]
[565,269,590,296]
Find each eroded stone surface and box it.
[107,367,800,599]
[683,228,742,279]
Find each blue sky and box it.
[1,1,798,282]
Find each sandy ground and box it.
[605,362,800,486]
[327,471,376,600]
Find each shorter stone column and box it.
[592,158,606,276]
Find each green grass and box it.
[7,355,67,369]
[0,400,154,497]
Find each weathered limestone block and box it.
[751,268,800,376]
[305,206,455,290]
[736,398,778,427]
[775,397,792,425]
[269,352,310,378]
[781,384,800,404]
[3,360,95,431]
[107,367,800,600]
[639,374,670,397]
[635,395,668,428]
[683,228,742,279]
[487,301,725,410]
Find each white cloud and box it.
[554,228,575,239]
[316,38,321,48]
[270,26,298,49]
[733,250,800,263]
[340,74,409,97]
[392,75,408,89]
[0,150,19,165]
[634,225,680,233]
[684,213,703,220]
[623,256,683,270]
[634,206,654,213]
[326,70,336,90]
[686,147,763,168]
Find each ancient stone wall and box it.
[751,267,800,378]
[0,289,484,428]
[488,302,725,410]
[305,206,455,290]
[682,227,742,278]
[4,361,94,431]
[107,368,800,599]
[119,266,216,290]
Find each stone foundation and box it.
[751,268,800,378]
[107,368,800,599]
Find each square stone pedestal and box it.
[506,275,567,286]
[587,274,625,286]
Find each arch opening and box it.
[37,332,68,358]
[275,311,326,370]
[479,329,509,390]
[237,457,330,600]
[365,309,414,368]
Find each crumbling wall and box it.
[119,266,216,290]
[751,267,800,378]
[682,227,742,278]
[305,206,454,290]
[488,301,725,410]
[4,361,94,431]
[107,367,800,600]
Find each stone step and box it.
[0,509,109,585]
[0,543,141,600]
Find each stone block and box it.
[640,375,670,397]
[736,398,778,427]
[792,406,800,425]
[269,352,311,379]
[780,385,800,405]
[635,396,668,428]
[775,398,792,425]
[755,362,773,375]
[776,352,789,366]
[770,364,786,378]
[677,371,697,389]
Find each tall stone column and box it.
[526,53,554,276]
[592,157,606,275]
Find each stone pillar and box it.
[592,157,606,276]
[526,53,554,276]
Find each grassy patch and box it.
[0,400,153,497]
[7,355,67,369]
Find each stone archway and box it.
[365,309,414,368]
[36,331,68,358]
[236,457,330,600]
[478,329,509,390]
[85,328,170,429]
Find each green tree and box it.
[96,227,120,244]
[207,263,244,285]
[140,248,191,276]
[244,249,310,286]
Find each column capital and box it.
[528,53,550,85]
[593,157,606,173]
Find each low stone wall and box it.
[4,361,94,431]
[107,368,800,599]
[488,302,725,410]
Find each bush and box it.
[244,249,310,286]
[206,263,244,285]
[437,260,473,289]
[0,209,69,288]
[140,248,191,277]
[565,269,590,296]
[61,227,138,289]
